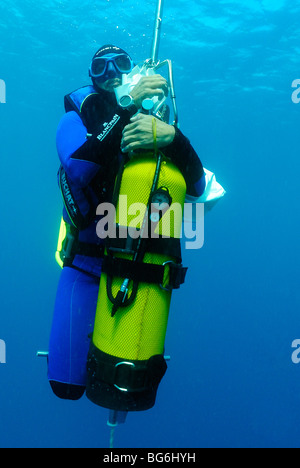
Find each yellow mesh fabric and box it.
[92,156,186,361]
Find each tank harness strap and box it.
[87,348,167,393]
[107,226,183,262]
[102,255,187,290]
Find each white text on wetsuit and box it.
[97,114,121,141]
[60,171,78,216]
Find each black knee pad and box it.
[49,380,85,400]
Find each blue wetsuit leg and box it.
[48,267,99,399]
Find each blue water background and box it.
[0,0,299,448]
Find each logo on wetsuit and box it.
[60,169,78,217]
[97,114,121,142]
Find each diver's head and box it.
[89,44,134,93]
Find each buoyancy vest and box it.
[60,85,122,226]
[56,86,121,268]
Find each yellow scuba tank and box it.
[86,120,188,412]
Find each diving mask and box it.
[89,53,134,80]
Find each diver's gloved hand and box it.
[130,75,168,109]
[121,114,175,153]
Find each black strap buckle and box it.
[160,261,188,291]
[103,256,187,292]
[61,230,77,264]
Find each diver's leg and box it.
[48,267,99,400]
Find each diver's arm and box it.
[162,126,206,197]
[122,114,206,197]
[56,109,132,188]
[121,114,175,152]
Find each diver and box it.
[48,44,207,400]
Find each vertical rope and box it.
[152,117,158,156]
[109,427,115,448]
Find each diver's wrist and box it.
[119,94,138,114]
[163,125,176,146]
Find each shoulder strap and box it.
[64,85,97,113]
[64,85,98,129]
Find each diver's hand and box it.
[130,75,168,109]
[121,114,175,153]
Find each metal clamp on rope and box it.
[112,355,166,394]
[113,360,151,393]
[114,362,136,392]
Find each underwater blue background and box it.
[0,0,300,448]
